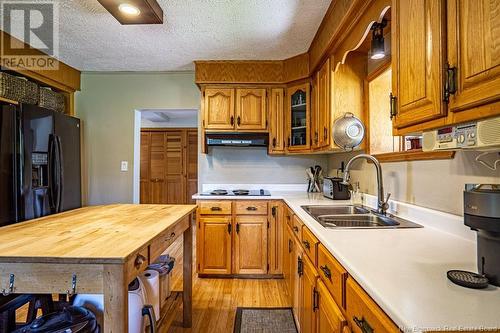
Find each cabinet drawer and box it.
[235,201,268,215]
[126,245,149,283]
[346,278,399,333]
[292,215,303,241]
[199,201,232,215]
[301,226,319,265]
[317,244,347,309]
[284,205,294,227]
[150,217,189,262]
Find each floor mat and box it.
[233,307,297,333]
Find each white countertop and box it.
[193,190,500,332]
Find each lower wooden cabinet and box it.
[317,279,348,333]
[233,216,268,274]
[197,216,232,275]
[283,224,294,303]
[268,201,283,274]
[301,255,319,333]
[346,278,399,333]
[292,234,304,330]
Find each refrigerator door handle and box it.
[56,136,64,213]
[48,135,56,212]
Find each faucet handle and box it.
[381,193,391,213]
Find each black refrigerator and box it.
[0,104,81,227]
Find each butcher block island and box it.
[0,204,197,332]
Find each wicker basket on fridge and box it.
[0,72,39,104]
[39,87,65,113]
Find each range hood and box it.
[205,133,268,147]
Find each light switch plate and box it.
[120,161,128,172]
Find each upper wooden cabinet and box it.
[392,0,447,129]
[204,88,235,130]
[316,59,331,149]
[203,87,268,131]
[235,88,267,130]
[447,0,500,113]
[269,88,286,154]
[287,83,311,152]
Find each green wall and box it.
[76,72,200,204]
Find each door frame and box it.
[132,109,199,203]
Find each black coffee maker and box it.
[464,184,500,286]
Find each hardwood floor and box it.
[14,220,290,332]
[158,220,291,332]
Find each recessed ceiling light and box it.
[118,3,141,16]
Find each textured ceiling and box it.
[17,0,331,71]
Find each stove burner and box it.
[211,189,228,195]
[232,189,250,196]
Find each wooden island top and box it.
[0,204,197,332]
[0,204,196,263]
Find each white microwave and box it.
[422,116,500,151]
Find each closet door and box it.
[149,132,167,204]
[165,130,185,204]
[140,132,151,203]
[186,130,198,204]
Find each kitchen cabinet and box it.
[235,88,267,130]
[198,216,232,275]
[233,216,268,274]
[346,277,399,333]
[140,129,197,204]
[268,201,283,274]
[287,83,311,152]
[269,88,286,154]
[203,87,235,130]
[392,0,447,129]
[317,279,348,333]
[315,59,331,149]
[283,224,294,303]
[292,234,304,331]
[447,0,500,114]
[301,255,319,333]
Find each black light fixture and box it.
[370,20,387,60]
[97,0,163,25]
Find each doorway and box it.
[133,109,198,204]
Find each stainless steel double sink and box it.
[301,205,422,229]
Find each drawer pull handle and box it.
[293,226,299,233]
[302,240,310,250]
[320,265,332,280]
[134,254,147,268]
[353,316,374,333]
[211,206,222,211]
[166,232,176,241]
[246,206,257,211]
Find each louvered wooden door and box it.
[140,129,197,204]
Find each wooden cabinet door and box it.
[204,88,235,130]
[301,256,319,333]
[317,59,331,148]
[198,216,232,275]
[392,0,447,128]
[283,225,294,303]
[233,216,268,274]
[149,132,166,204]
[186,130,198,204]
[269,88,286,154]
[317,279,347,333]
[235,88,267,130]
[140,132,151,203]
[268,202,283,274]
[165,130,185,204]
[447,0,500,113]
[292,236,304,331]
[287,83,311,152]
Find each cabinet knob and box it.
[302,240,310,250]
[134,254,147,269]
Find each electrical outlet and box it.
[120,161,128,172]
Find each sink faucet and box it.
[342,154,391,215]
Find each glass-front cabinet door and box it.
[287,83,310,151]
